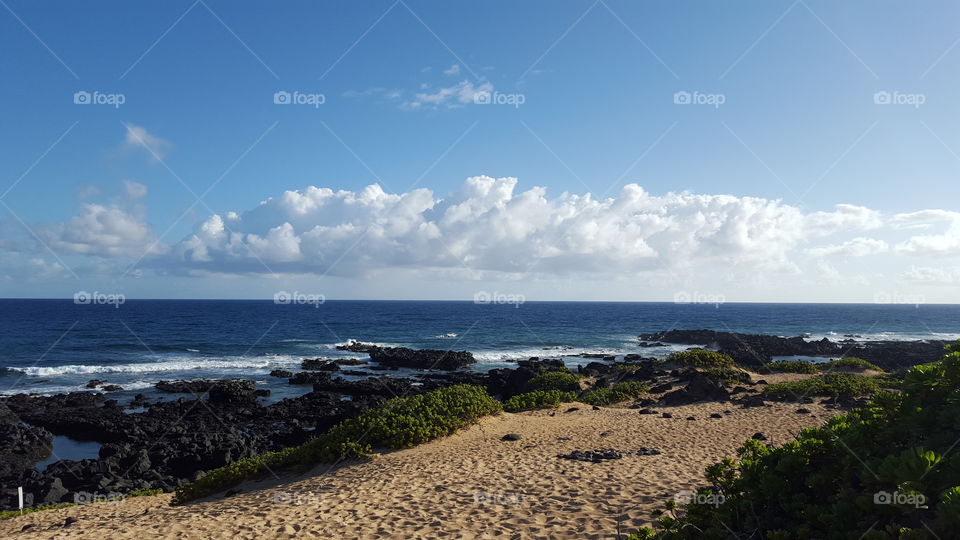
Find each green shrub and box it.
[667,349,735,368]
[503,390,576,412]
[580,381,649,406]
[763,360,819,374]
[173,384,502,505]
[702,366,751,386]
[762,372,880,399]
[819,356,883,372]
[637,342,960,539]
[526,371,580,392]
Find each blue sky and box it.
[2,0,960,302]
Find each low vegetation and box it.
[762,372,880,398]
[820,356,883,372]
[503,390,577,412]
[580,381,649,406]
[666,350,735,369]
[526,371,580,393]
[172,385,502,505]
[762,357,883,374]
[631,343,960,539]
[763,360,820,374]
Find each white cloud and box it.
[893,211,960,256]
[443,64,460,75]
[123,124,171,162]
[403,80,493,110]
[44,181,164,258]
[123,180,148,200]
[901,265,960,284]
[807,237,889,257]
[167,176,899,278]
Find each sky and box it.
[1,0,960,302]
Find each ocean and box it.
[2,300,959,402]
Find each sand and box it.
[0,400,835,539]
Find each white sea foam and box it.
[20,356,301,377]
[0,380,156,396]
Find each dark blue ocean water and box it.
[1,300,958,402]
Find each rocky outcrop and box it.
[640,329,947,370]
[367,347,475,370]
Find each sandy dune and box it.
[2,401,834,539]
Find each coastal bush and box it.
[580,381,649,406]
[701,366,751,386]
[503,390,577,412]
[763,360,819,374]
[819,356,883,372]
[632,342,960,539]
[762,372,880,398]
[526,371,580,393]
[172,385,502,505]
[666,350,735,369]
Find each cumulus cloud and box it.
[44,181,164,258]
[165,176,908,279]
[443,64,461,75]
[123,124,171,162]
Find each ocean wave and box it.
[0,380,156,397]
[19,356,301,377]
[324,339,402,349]
[471,346,626,363]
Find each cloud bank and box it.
[155,175,946,280]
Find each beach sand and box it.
[1,400,835,539]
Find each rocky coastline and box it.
[0,332,942,511]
